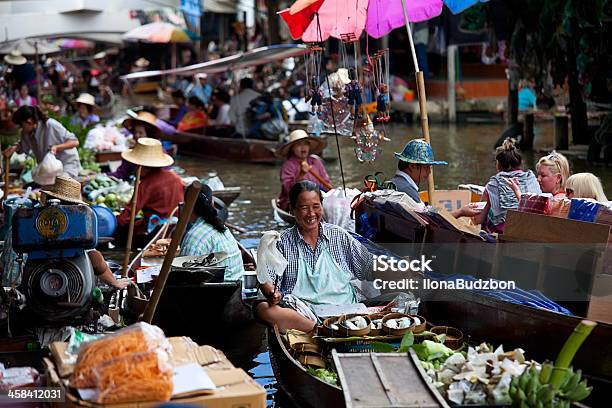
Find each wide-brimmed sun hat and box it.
[4,50,26,66]
[93,51,107,60]
[134,57,150,68]
[122,111,161,138]
[41,175,86,205]
[394,138,448,165]
[74,93,100,113]
[122,137,174,168]
[276,129,326,158]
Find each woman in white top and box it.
[210,90,231,126]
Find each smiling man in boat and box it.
[256,181,373,332]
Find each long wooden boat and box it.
[269,290,612,408]
[166,128,280,164]
[123,227,258,347]
[271,198,295,225]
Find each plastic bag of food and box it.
[32,152,63,186]
[0,365,40,391]
[322,187,361,232]
[71,322,169,388]
[93,350,173,404]
[256,231,287,285]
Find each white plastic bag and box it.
[256,231,287,285]
[32,152,63,186]
[322,187,361,232]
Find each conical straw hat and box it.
[41,175,86,204]
[121,137,174,168]
[74,93,100,113]
[277,129,326,158]
[122,111,161,138]
[4,50,26,65]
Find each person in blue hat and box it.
[390,138,448,203]
[390,139,481,219]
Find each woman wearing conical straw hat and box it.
[114,138,184,249]
[71,93,100,128]
[107,111,163,181]
[276,129,330,212]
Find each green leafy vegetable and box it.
[307,367,339,386]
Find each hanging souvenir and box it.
[372,49,391,122]
[353,115,388,163]
[312,67,353,136]
[304,44,324,115]
[345,68,363,119]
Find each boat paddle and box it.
[121,165,142,278]
[3,155,9,201]
[304,162,332,191]
[142,181,202,323]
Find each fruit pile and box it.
[83,175,133,212]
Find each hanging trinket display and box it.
[353,114,389,163]
[304,44,324,115]
[311,67,353,137]
[373,49,391,122]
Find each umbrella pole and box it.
[3,155,10,201]
[400,0,435,204]
[122,165,143,277]
[35,43,41,104]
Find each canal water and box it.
[166,121,612,406]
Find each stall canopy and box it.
[0,38,61,55]
[120,44,308,80]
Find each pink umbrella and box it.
[279,0,443,41]
[123,22,191,43]
[57,39,95,49]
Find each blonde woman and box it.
[535,151,571,198]
[565,173,608,202]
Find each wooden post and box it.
[523,112,535,150]
[142,181,202,323]
[400,0,435,204]
[3,155,9,201]
[122,165,142,277]
[447,45,457,123]
[35,42,41,104]
[554,114,569,151]
[415,71,435,203]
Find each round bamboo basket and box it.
[337,314,371,337]
[431,326,464,349]
[382,313,413,336]
[368,312,389,336]
[409,314,427,333]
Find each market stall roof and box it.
[0,38,61,55]
[120,44,308,80]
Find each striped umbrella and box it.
[122,22,192,43]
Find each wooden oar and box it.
[225,221,247,234]
[142,181,202,323]
[121,165,142,277]
[3,155,9,201]
[305,164,332,191]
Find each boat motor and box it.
[12,199,98,323]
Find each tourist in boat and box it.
[277,130,331,212]
[472,138,541,233]
[167,89,189,127]
[14,84,37,107]
[565,173,608,202]
[115,138,185,249]
[209,90,231,126]
[70,93,100,128]
[506,151,571,200]
[3,105,81,179]
[256,181,373,332]
[1,176,130,289]
[107,111,163,181]
[229,77,260,137]
[180,184,245,282]
[177,96,208,132]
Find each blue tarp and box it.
[351,232,573,316]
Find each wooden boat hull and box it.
[168,130,279,163]
[268,326,344,408]
[213,187,241,207]
[271,198,295,225]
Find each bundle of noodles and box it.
[94,350,173,404]
[71,322,169,388]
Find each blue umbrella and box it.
[444,0,489,14]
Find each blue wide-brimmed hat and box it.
[394,139,448,165]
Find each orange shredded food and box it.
[71,324,167,388]
[94,351,173,404]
